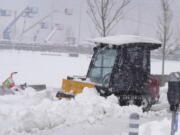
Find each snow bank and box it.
[0,75,174,135]
[0,84,175,135]
[0,87,144,135]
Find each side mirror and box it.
[167,81,180,111]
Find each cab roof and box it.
[92,35,161,49]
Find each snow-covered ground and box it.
[0,50,180,135]
[0,50,91,88]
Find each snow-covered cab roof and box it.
[92,35,162,50]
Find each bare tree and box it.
[157,0,174,75]
[87,0,130,37]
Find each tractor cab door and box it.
[111,46,150,93]
[87,46,117,87]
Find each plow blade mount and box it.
[56,79,95,99]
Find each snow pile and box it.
[0,84,175,135]
[0,82,173,135]
[0,87,143,135]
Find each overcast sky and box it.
[0,0,179,44]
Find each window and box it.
[87,47,117,87]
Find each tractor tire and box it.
[134,98,142,106]
[142,96,152,112]
[119,97,129,106]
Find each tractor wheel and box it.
[134,98,142,106]
[142,96,152,112]
[119,98,129,106]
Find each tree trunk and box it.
[162,34,166,76]
[162,47,165,76]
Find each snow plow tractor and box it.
[56,35,163,111]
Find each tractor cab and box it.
[56,35,161,111]
[87,35,161,95]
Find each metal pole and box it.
[171,111,178,135]
[129,113,140,135]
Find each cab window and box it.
[87,47,117,87]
